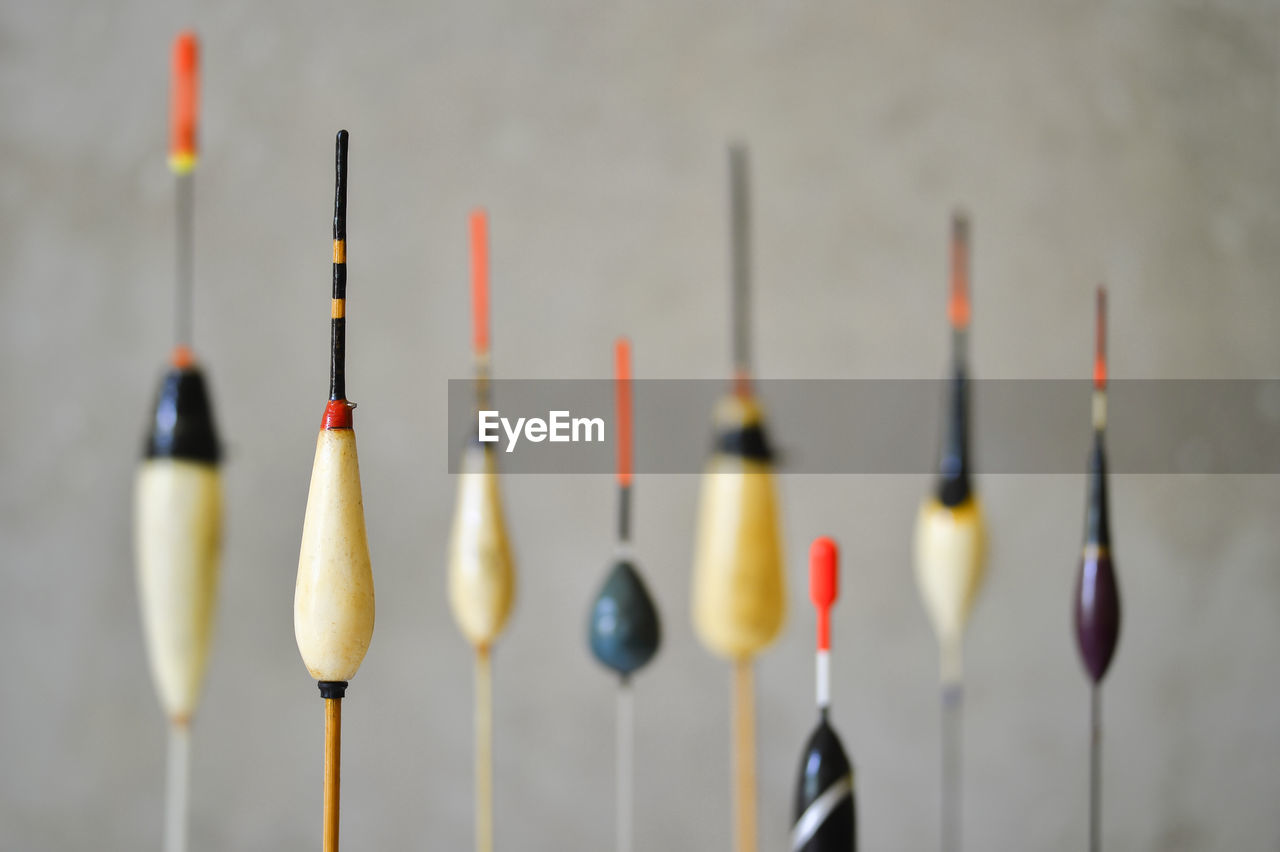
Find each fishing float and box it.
[447,209,517,852]
[588,337,662,852]
[293,129,376,852]
[1073,287,1122,852]
[133,31,220,852]
[691,144,786,852]
[913,213,986,852]
[791,537,856,852]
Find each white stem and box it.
[617,681,634,852]
[815,651,830,711]
[165,723,190,852]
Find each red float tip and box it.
[1094,286,1107,390]
[948,212,971,330]
[168,31,199,173]
[470,209,490,359]
[809,537,839,651]
[615,337,633,487]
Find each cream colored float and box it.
[448,443,515,648]
[913,213,987,852]
[448,209,516,852]
[692,394,786,659]
[914,498,985,681]
[295,426,375,681]
[136,459,221,719]
[690,145,786,852]
[133,31,221,852]
[292,129,373,852]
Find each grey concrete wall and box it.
[2,0,1278,849]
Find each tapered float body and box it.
[1075,288,1121,852]
[914,216,986,679]
[1075,292,1121,682]
[914,215,985,852]
[135,33,217,852]
[295,405,375,681]
[693,144,786,852]
[448,439,516,648]
[590,558,661,676]
[449,209,516,852]
[692,392,786,659]
[136,356,222,722]
[792,537,856,852]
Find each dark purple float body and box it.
[1074,549,1120,682]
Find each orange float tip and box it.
[948,211,971,330]
[615,337,633,487]
[168,31,199,174]
[470,209,489,359]
[170,344,195,369]
[1094,286,1107,390]
[809,537,838,651]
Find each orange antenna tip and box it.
[168,31,199,174]
[470,209,490,359]
[1094,286,1108,390]
[615,337,633,487]
[809,537,838,651]
[948,211,971,330]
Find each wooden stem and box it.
[324,697,342,852]
[164,721,190,852]
[476,647,493,852]
[732,658,757,852]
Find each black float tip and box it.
[334,130,348,240]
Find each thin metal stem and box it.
[1090,685,1101,852]
[476,647,494,852]
[942,682,963,852]
[617,678,634,852]
[164,722,190,852]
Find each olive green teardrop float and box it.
[588,559,661,677]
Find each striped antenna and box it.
[329,130,349,404]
